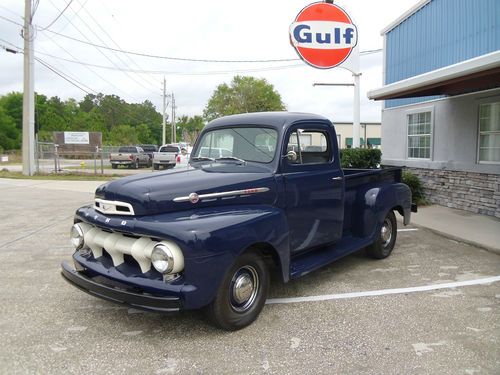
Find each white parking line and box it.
[266,276,500,305]
[398,228,419,232]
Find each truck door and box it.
[282,123,344,253]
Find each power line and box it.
[35,57,161,125]
[0,14,23,26]
[73,0,157,88]
[38,0,74,31]
[0,5,23,20]
[39,27,300,63]
[36,56,93,94]
[33,48,306,75]
[1,14,383,62]
[43,36,145,102]
[71,0,159,91]
[43,0,159,96]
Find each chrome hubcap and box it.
[381,218,392,246]
[230,266,259,312]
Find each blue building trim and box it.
[385,0,500,108]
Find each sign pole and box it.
[162,77,166,145]
[353,72,361,148]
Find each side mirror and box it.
[286,150,297,162]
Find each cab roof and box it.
[205,112,331,131]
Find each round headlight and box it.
[70,224,85,250]
[151,244,174,274]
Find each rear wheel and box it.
[133,160,139,169]
[206,251,269,331]
[153,163,159,170]
[111,164,117,169]
[366,210,397,259]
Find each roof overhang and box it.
[368,51,500,101]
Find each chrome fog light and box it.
[70,224,85,250]
[151,244,174,274]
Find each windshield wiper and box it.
[191,156,215,162]
[216,156,246,164]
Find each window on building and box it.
[478,102,500,164]
[407,112,431,159]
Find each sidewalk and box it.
[409,205,500,255]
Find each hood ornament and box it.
[189,193,200,204]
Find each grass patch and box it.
[0,170,120,181]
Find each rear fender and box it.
[359,183,412,241]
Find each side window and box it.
[407,111,432,159]
[478,102,500,164]
[286,130,331,165]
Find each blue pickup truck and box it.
[62,112,415,330]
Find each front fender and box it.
[75,205,290,309]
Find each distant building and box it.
[368,0,500,218]
[333,122,381,149]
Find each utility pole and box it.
[22,0,36,175]
[162,77,166,145]
[171,93,176,144]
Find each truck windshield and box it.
[193,127,277,163]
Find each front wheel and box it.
[366,210,397,259]
[206,251,269,331]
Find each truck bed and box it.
[342,167,403,237]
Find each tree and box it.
[203,76,286,121]
[176,115,205,144]
[108,124,138,145]
[0,107,20,151]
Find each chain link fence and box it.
[36,142,115,174]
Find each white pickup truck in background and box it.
[153,144,187,170]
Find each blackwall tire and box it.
[366,210,397,259]
[206,251,269,331]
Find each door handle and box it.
[332,177,343,181]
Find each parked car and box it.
[62,112,416,330]
[153,144,183,170]
[109,146,150,169]
[138,144,158,160]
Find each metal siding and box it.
[385,0,500,108]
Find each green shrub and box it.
[402,171,427,205]
[340,148,381,169]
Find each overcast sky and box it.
[0,0,419,123]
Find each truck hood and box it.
[95,163,277,216]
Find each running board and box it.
[290,236,372,279]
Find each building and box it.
[368,0,500,218]
[333,122,381,149]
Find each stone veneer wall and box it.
[406,168,500,219]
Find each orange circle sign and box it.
[290,2,358,69]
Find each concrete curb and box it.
[409,222,500,256]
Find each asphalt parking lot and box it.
[0,179,499,374]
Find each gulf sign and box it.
[290,2,358,69]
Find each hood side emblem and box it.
[174,187,270,203]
